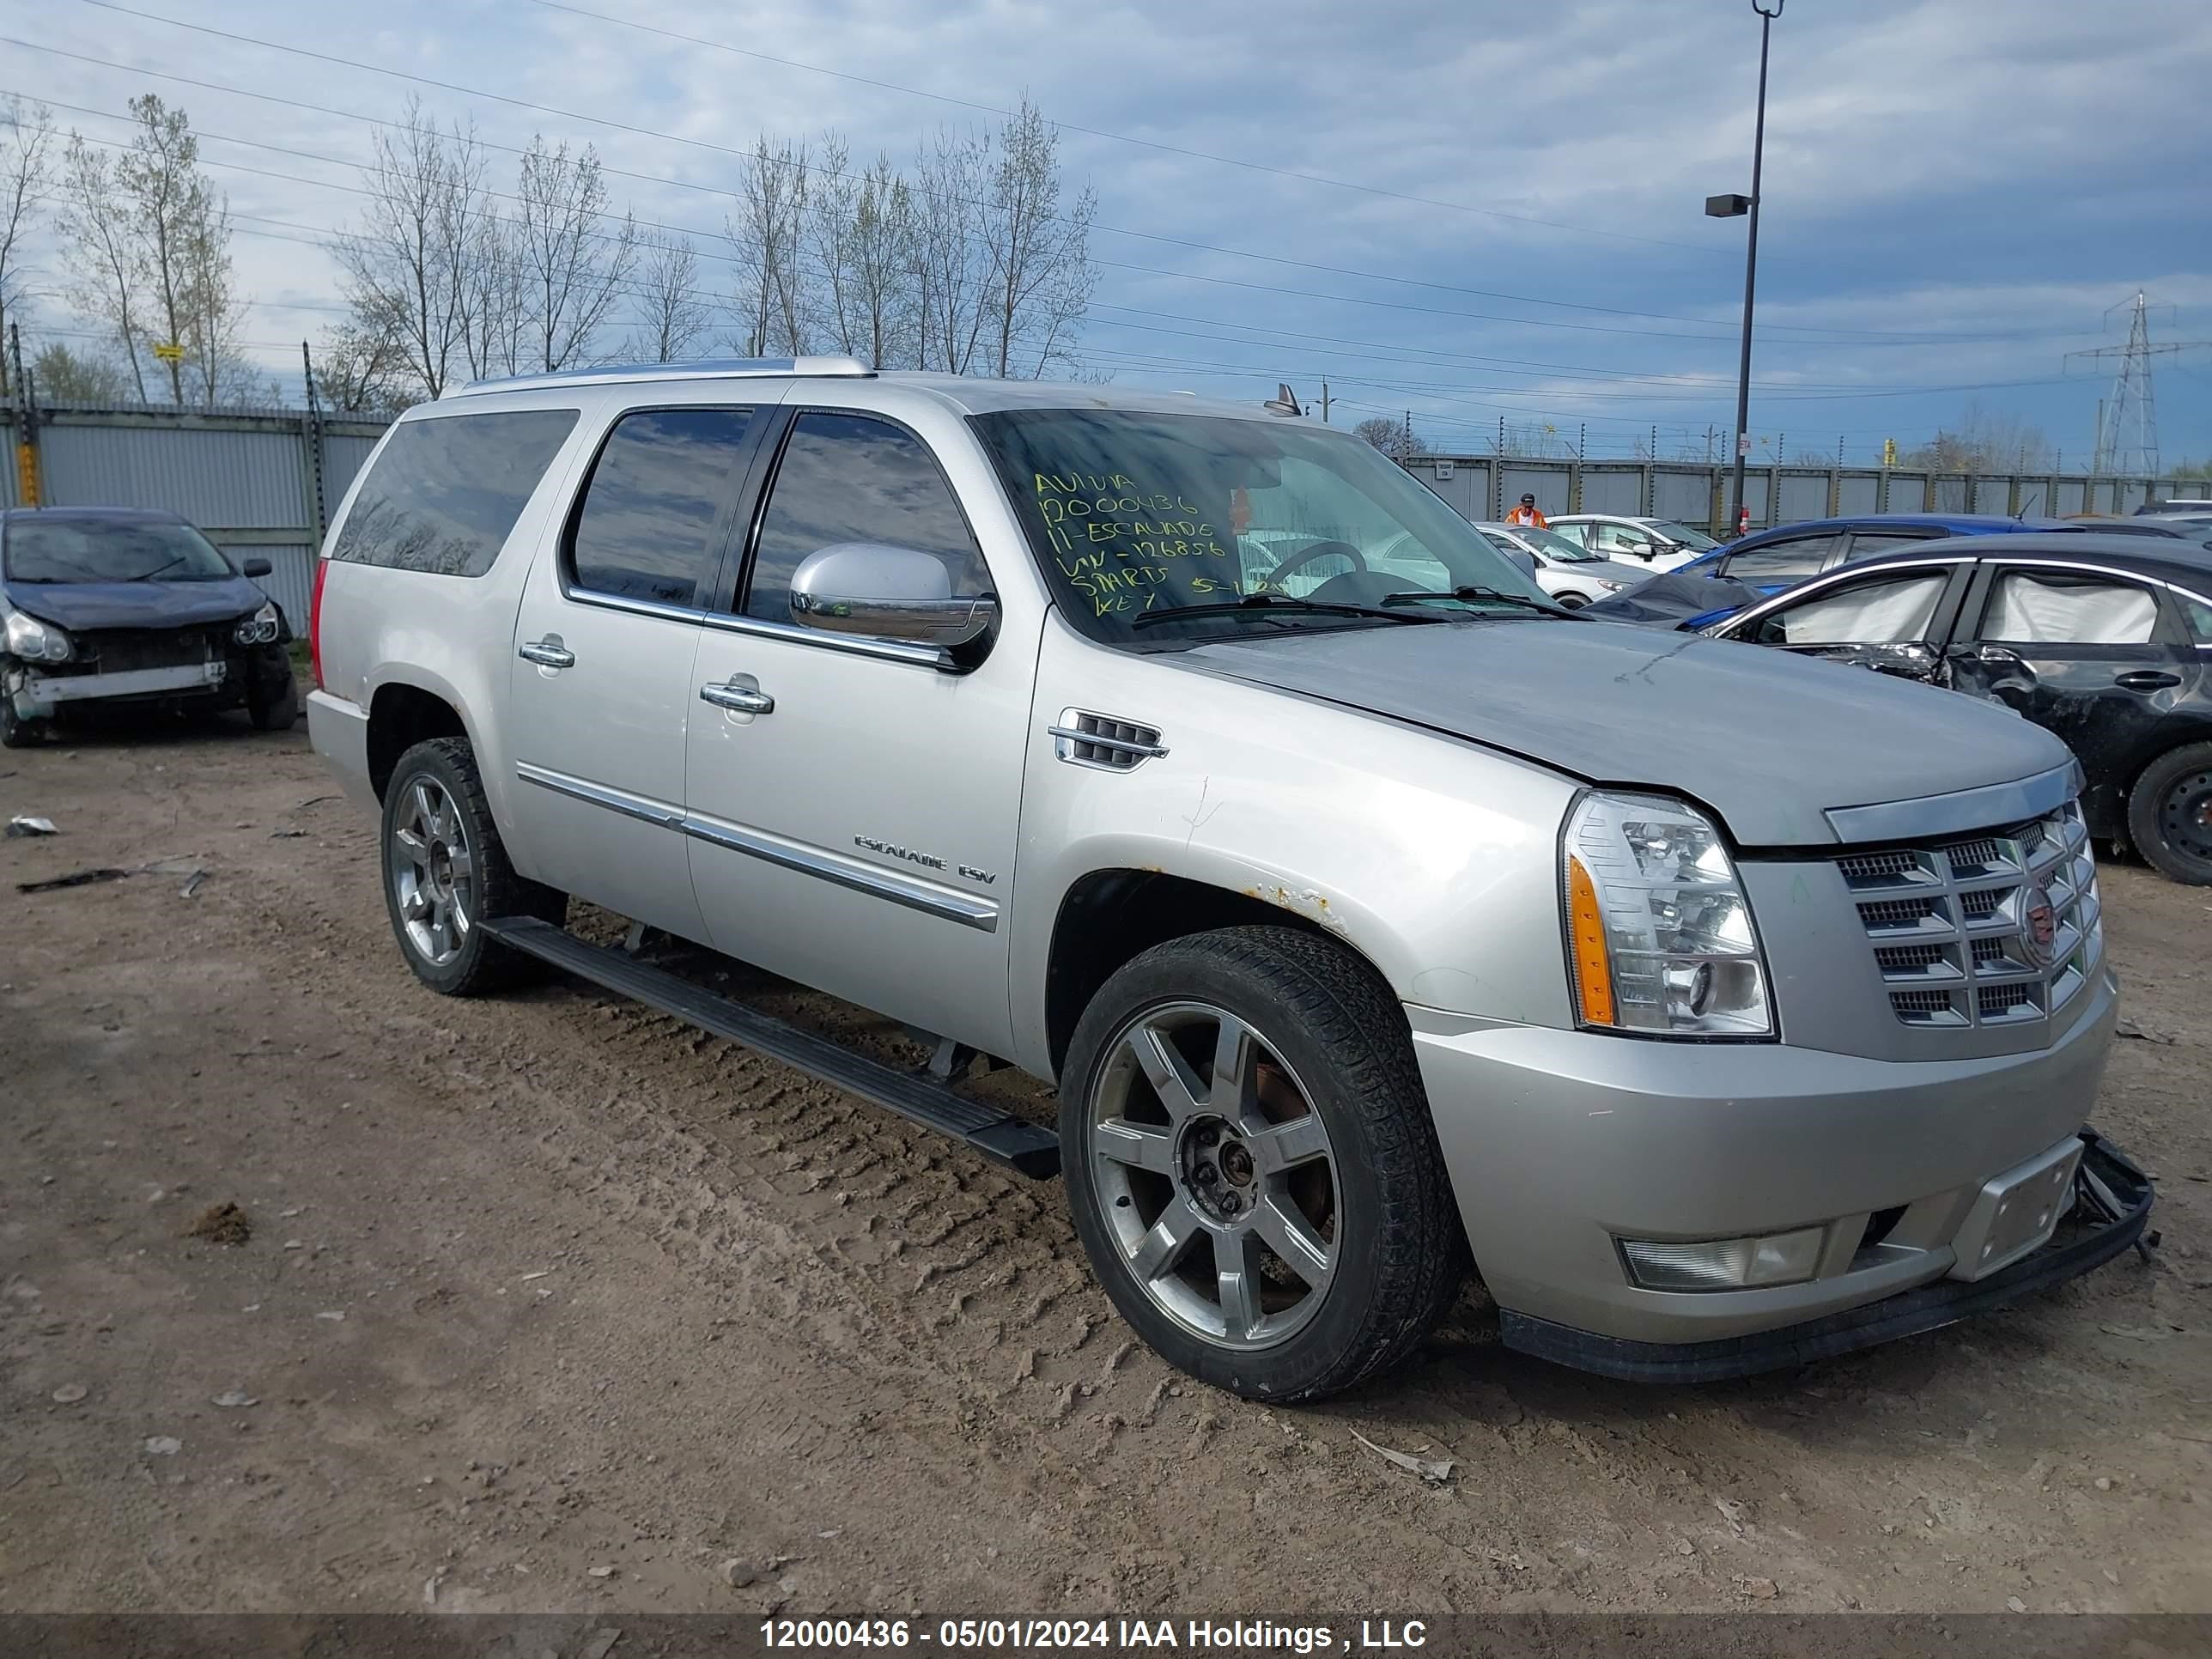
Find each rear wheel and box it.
[380,737,565,994]
[1060,927,1466,1401]
[2128,741,2212,885]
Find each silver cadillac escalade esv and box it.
[307,357,2152,1401]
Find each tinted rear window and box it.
[333,409,579,576]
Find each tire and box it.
[1,691,47,749]
[249,670,300,732]
[1060,926,1467,1401]
[380,737,566,994]
[1555,592,1589,609]
[2126,740,2212,885]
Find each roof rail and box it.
[444,356,874,398]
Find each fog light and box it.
[1620,1225,1824,1291]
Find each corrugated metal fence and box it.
[3,403,392,629]
[1402,455,2210,532]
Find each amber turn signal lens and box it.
[1566,854,1616,1027]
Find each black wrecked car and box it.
[1704,532,2212,884]
[2,507,299,748]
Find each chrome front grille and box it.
[1838,799,2101,1030]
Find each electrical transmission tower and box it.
[2065,292,2211,476]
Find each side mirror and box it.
[789,543,997,647]
[241,557,273,578]
[1501,547,1539,578]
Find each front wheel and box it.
[249,668,300,731]
[380,737,565,994]
[1,689,48,749]
[1554,592,1589,609]
[1060,927,1466,1401]
[2128,741,2212,885]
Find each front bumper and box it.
[1500,1133,2151,1382]
[1412,969,2140,1370]
[11,659,227,714]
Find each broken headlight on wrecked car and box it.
[233,602,282,647]
[1561,790,1773,1038]
[4,610,73,662]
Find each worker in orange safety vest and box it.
[1505,493,1548,528]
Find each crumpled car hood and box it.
[3,574,266,633]
[1172,618,2071,847]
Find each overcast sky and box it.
[9,0,2212,467]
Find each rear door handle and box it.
[2115,670,2181,691]
[518,637,575,669]
[699,682,775,715]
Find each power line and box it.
[29,16,2073,349]
[26,79,2079,389]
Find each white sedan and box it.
[1475,523,1655,608]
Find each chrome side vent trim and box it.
[1050,709,1167,772]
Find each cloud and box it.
[14,0,2210,461]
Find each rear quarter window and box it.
[332,408,580,576]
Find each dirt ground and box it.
[2,718,2208,1618]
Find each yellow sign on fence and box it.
[151,342,185,364]
[15,441,39,507]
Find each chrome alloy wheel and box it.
[390,775,475,967]
[1086,1001,1340,1350]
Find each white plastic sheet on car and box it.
[1987,574,2157,645]
[1776,573,1947,645]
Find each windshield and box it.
[3,518,235,584]
[1649,520,1719,550]
[1496,526,1604,562]
[969,409,1554,641]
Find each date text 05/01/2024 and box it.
[759,1619,1431,1652]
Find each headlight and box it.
[234,601,282,646]
[1593,578,1627,592]
[1561,790,1773,1037]
[4,610,72,662]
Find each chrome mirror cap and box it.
[789,543,998,647]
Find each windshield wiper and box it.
[1128,593,1443,630]
[125,555,190,583]
[1381,586,1565,615]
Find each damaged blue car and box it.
[2,507,299,748]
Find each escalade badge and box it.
[2023,880,2057,967]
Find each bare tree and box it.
[313,325,415,416]
[181,191,247,404]
[1906,401,2054,472]
[843,153,918,369]
[58,134,148,401]
[514,137,635,372]
[336,99,501,399]
[979,100,1095,379]
[28,340,132,404]
[1,96,56,398]
[93,95,240,406]
[626,228,713,362]
[1354,415,1421,459]
[726,134,811,357]
[909,124,989,374]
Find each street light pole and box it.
[1707,0,1783,539]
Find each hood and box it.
[3,574,268,633]
[1579,571,1761,628]
[1173,618,2069,847]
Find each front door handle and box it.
[1969,644,2021,666]
[518,637,575,669]
[699,681,775,715]
[2115,670,2182,691]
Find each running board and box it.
[480,915,1060,1179]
